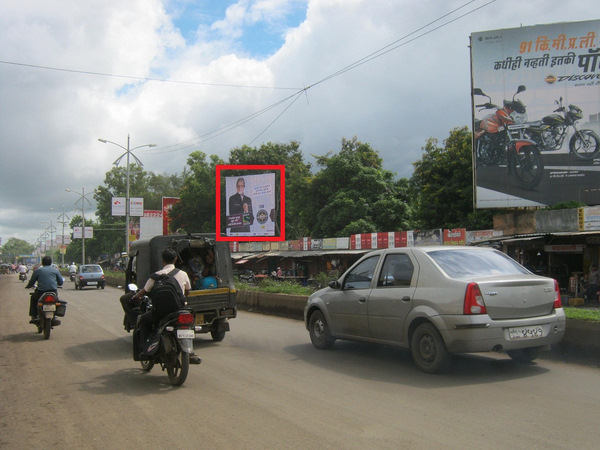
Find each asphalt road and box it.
[2,273,600,449]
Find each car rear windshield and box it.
[82,266,102,273]
[427,249,530,278]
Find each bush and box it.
[312,270,341,290]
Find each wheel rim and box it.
[418,334,436,363]
[313,318,325,342]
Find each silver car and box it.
[304,246,565,373]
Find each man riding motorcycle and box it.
[122,249,191,355]
[25,256,64,324]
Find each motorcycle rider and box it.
[25,256,64,324]
[128,249,191,353]
[18,263,29,278]
[68,262,77,277]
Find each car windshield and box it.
[82,266,102,273]
[427,249,530,278]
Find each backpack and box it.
[148,268,184,315]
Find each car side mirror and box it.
[328,280,341,290]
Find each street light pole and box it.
[98,135,156,255]
[66,186,93,265]
[51,206,70,267]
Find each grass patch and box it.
[236,278,312,296]
[564,307,600,322]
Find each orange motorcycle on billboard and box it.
[474,85,544,190]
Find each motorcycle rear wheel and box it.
[509,144,544,189]
[166,351,189,386]
[570,130,600,160]
[43,318,52,340]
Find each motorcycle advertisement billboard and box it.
[470,19,600,209]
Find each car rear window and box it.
[82,266,102,273]
[427,249,530,278]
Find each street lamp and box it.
[51,206,70,267]
[98,135,156,255]
[66,186,94,265]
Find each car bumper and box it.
[79,281,105,287]
[435,309,566,353]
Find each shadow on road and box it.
[76,367,185,396]
[285,341,549,388]
[0,331,45,343]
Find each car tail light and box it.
[101,275,105,280]
[177,312,194,325]
[464,282,486,315]
[553,279,562,309]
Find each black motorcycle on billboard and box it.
[524,96,600,160]
[474,85,544,190]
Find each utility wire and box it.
[0,59,301,91]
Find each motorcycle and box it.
[69,272,76,282]
[473,85,544,190]
[524,97,600,160]
[19,272,27,282]
[30,290,66,340]
[129,284,201,386]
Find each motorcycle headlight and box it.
[511,111,527,124]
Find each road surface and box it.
[1,274,600,449]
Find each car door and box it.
[326,255,380,338]
[367,252,416,343]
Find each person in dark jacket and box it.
[25,256,63,324]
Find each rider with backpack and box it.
[131,248,191,355]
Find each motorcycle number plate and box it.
[177,329,195,339]
[43,304,56,312]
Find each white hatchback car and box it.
[304,246,565,373]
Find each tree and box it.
[410,127,493,230]
[169,152,223,234]
[305,137,412,237]
[1,238,34,260]
[228,141,312,239]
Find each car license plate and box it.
[88,281,97,285]
[43,304,56,312]
[177,329,195,339]
[508,325,544,340]
[194,314,204,325]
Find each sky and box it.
[0,0,597,247]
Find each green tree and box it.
[410,127,493,230]
[306,137,412,237]
[228,141,312,238]
[169,152,223,234]
[1,237,34,260]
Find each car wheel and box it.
[411,322,451,374]
[308,310,335,349]
[101,284,105,289]
[506,347,540,363]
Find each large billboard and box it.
[471,20,600,209]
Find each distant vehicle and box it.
[75,264,106,290]
[304,246,565,373]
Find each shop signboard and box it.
[444,228,467,245]
[471,20,600,209]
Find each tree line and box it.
[3,126,493,264]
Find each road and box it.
[1,274,600,449]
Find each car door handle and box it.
[401,296,411,302]
[358,297,367,303]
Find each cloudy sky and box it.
[0,0,596,246]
